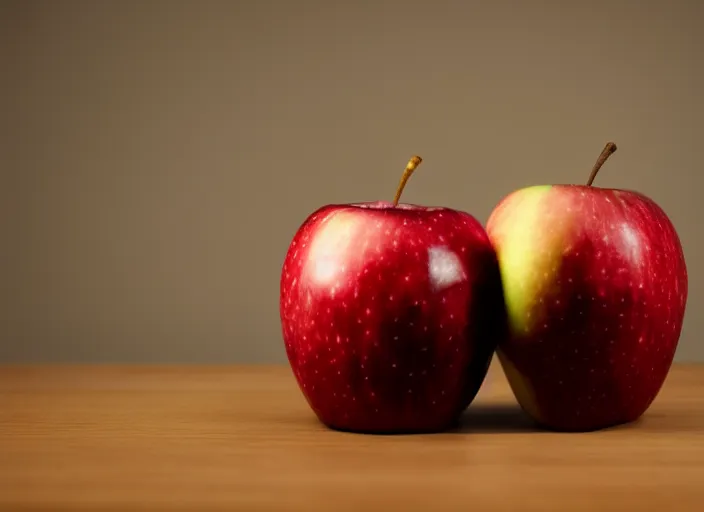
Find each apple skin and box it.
[279,201,506,434]
[486,184,688,431]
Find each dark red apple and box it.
[486,143,688,431]
[279,156,506,433]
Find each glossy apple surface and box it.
[279,162,505,433]
[486,144,688,431]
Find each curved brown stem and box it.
[392,156,423,206]
[586,142,618,186]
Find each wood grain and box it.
[1,360,703,511]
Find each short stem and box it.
[586,142,618,186]
[392,156,423,206]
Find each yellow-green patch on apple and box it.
[487,185,577,336]
[497,351,544,424]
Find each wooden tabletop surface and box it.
[2,360,703,511]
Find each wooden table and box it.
[2,360,703,511]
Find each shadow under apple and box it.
[450,403,651,434]
[449,403,542,434]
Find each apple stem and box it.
[586,142,618,186]
[392,156,423,206]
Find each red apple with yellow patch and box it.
[486,143,688,431]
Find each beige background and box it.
[1,0,701,363]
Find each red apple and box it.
[486,143,688,431]
[279,156,505,433]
